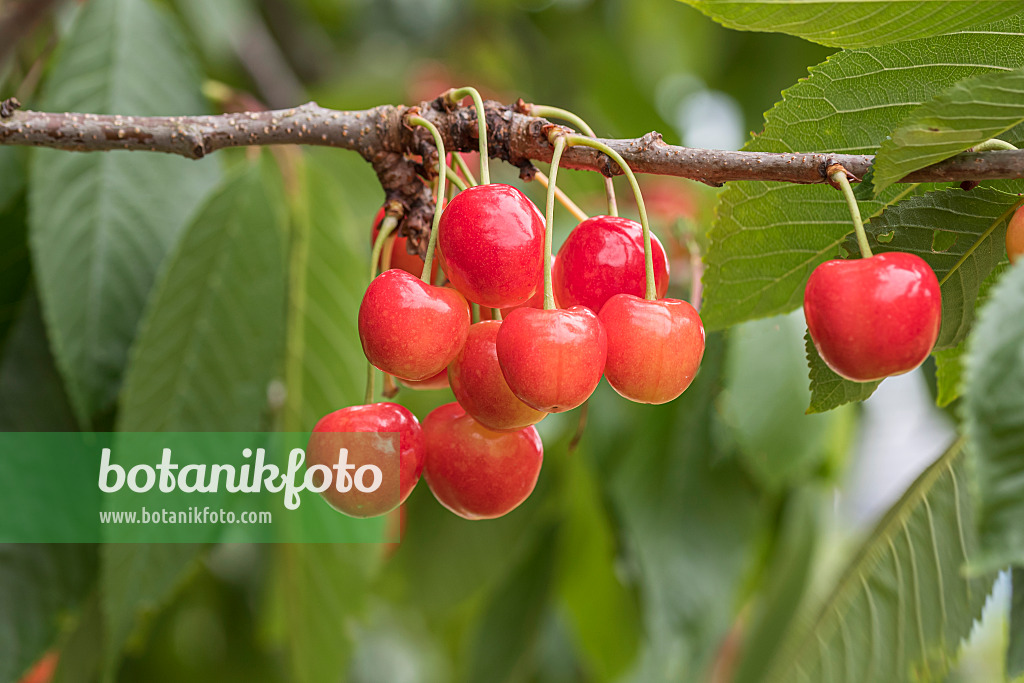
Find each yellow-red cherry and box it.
[448,321,547,431]
[358,269,470,381]
[422,402,543,520]
[553,215,669,313]
[306,402,424,518]
[495,306,607,413]
[437,183,545,308]
[803,252,941,382]
[1008,205,1024,264]
[599,294,705,404]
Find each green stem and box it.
[447,87,489,185]
[445,165,468,192]
[364,214,398,405]
[407,115,447,282]
[562,134,655,300]
[529,103,617,216]
[544,136,567,310]
[492,308,502,321]
[370,215,398,282]
[452,151,478,186]
[830,169,872,259]
[972,138,1018,152]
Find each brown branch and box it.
[2,96,1024,250]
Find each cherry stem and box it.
[561,133,656,300]
[533,169,589,222]
[971,138,1018,152]
[445,164,468,192]
[370,215,398,283]
[544,135,567,310]
[830,168,873,259]
[452,151,478,186]
[493,308,502,321]
[447,87,489,185]
[407,115,447,283]
[365,214,399,404]
[529,103,617,217]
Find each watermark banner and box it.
[0,432,400,543]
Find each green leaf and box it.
[0,545,97,683]
[0,197,32,361]
[934,344,965,408]
[29,0,219,423]
[873,66,1024,194]
[964,261,1024,570]
[281,150,381,432]
[105,163,286,671]
[600,335,764,680]
[465,523,560,683]
[762,439,994,683]
[0,293,78,432]
[806,331,880,413]
[555,451,641,680]
[701,19,1024,331]
[933,262,1008,407]
[723,312,837,488]
[675,1,1024,48]
[851,187,1018,349]
[732,490,819,683]
[1011,568,1024,681]
[0,149,26,214]
[117,162,286,432]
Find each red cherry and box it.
[359,269,470,381]
[399,367,449,391]
[803,252,942,382]
[500,255,557,316]
[553,215,669,313]
[599,294,705,404]
[437,183,545,308]
[496,306,607,412]
[449,321,547,431]
[306,402,425,518]
[371,208,439,281]
[1008,205,1024,264]
[422,402,543,520]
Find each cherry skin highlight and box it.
[306,402,425,518]
[370,207,439,280]
[599,294,705,404]
[422,402,543,520]
[496,306,607,413]
[1007,205,1024,264]
[803,252,942,382]
[358,269,470,381]
[553,215,669,313]
[437,183,545,308]
[448,321,547,431]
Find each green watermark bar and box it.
[0,432,400,543]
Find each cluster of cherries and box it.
[305,101,706,521]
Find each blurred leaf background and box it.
[0,1,1021,682]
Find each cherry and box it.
[358,269,470,381]
[599,294,705,404]
[553,215,669,314]
[437,183,545,308]
[1008,204,1024,264]
[496,306,607,412]
[803,252,942,382]
[422,402,543,520]
[449,321,547,431]
[399,367,449,391]
[306,402,425,518]
[500,255,557,316]
[371,207,439,281]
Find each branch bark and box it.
[3,95,1024,249]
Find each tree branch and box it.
[3,95,1023,250]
